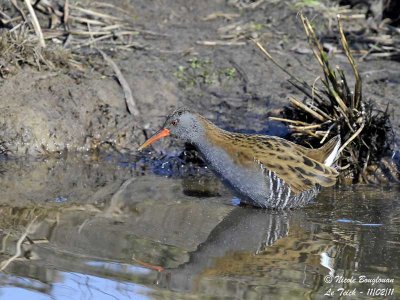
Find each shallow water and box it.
[0,156,399,299]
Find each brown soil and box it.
[0,0,399,156]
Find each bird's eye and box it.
[171,120,178,126]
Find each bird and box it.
[138,108,341,209]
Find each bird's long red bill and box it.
[138,128,170,151]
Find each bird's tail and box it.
[299,135,341,166]
[323,135,341,167]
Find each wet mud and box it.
[1,0,400,156]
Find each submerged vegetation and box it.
[256,13,396,183]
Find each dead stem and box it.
[289,97,326,122]
[69,5,119,21]
[255,12,394,182]
[99,50,140,117]
[268,117,310,126]
[196,40,246,46]
[64,0,69,25]
[337,15,362,109]
[0,216,38,271]
[24,0,46,47]
[338,120,365,154]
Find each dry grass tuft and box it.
[0,0,147,72]
[0,26,74,73]
[255,13,395,183]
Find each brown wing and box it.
[239,136,339,194]
[202,125,339,195]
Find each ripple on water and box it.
[0,156,399,299]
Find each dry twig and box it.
[24,0,46,47]
[0,216,38,271]
[99,50,139,117]
[196,40,246,46]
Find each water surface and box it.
[0,156,399,299]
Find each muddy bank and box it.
[0,0,400,157]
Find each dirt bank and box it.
[0,0,399,156]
